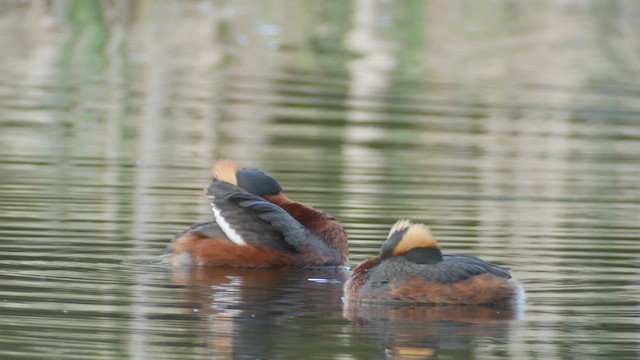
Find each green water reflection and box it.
[1,1,639,359]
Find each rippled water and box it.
[1,1,640,359]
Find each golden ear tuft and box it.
[211,160,244,185]
[390,219,440,257]
[388,219,415,237]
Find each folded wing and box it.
[207,180,338,263]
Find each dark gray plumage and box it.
[207,180,337,261]
[366,253,512,290]
[208,180,294,252]
[236,168,282,197]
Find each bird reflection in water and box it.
[168,265,523,359]
[343,296,524,359]
[168,266,348,358]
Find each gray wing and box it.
[370,254,511,287]
[208,180,336,260]
[437,254,512,281]
[207,180,296,252]
[173,221,226,240]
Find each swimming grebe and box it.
[344,219,517,305]
[166,160,348,267]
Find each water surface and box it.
[1,1,639,359]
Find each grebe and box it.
[344,219,517,305]
[166,160,348,267]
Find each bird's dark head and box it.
[211,160,282,197]
[236,168,282,197]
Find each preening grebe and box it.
[166,160,348,268]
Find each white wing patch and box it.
[208,194,247,246]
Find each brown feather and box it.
[343,257,381,299]
[265,194,349,264]
[169,231,337,267]
[388,274,517,305]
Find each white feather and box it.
[208,194,247,246]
